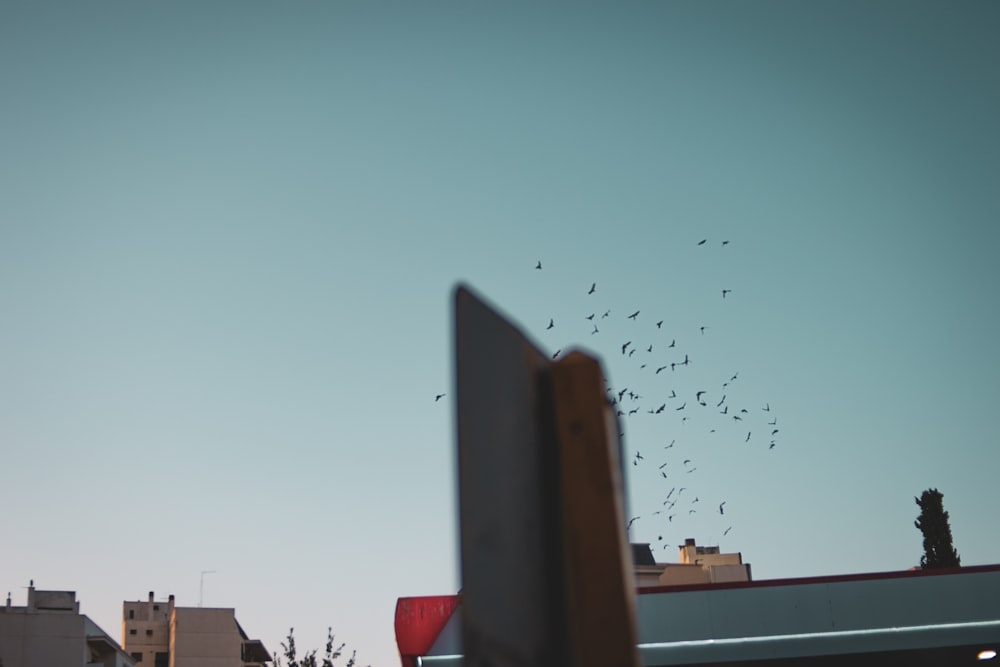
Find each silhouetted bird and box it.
[724,526,732,535]
[655,404,666,414]
[591,325,599,334]
[586,313,595,320]
[602,310,611,318]
[627,516,640,529]
[546,318,554,330]
[676,402,686,411]
[628,310,640,320]
[716,395,726,407]
[722,240,730,247]
[647,345,653,353]
[435,394,446,402]
[656,320,663,328]
[552,350,561,360]
[697,239,707,246]
[622,341,632,355]
[655,366,667,374]
[746,431,751,442]
[722,289,731,298]
[588,282,596,294]
[535,261,542,270]
[668,339,676,348]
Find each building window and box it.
[129,609,135,619]
[130,629,137,635]
[153,604,160,611]
[131,653,143,662]
[155,652,169,667]
[146,629,154,636]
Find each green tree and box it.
[914,488,961,569]
[273,627,364,667]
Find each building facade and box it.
[0,583,134,667]
[122,593,269,667]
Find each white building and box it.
[0,582,134,667]
[122,592,270,667]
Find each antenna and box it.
[199,570,216,607]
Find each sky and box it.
[2,2,999,665]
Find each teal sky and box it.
[2,3,999,665]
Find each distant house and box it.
[634,538,752,587]
[122,592,270,667]
[0,582,134,667]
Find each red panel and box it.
[395,595,460,667]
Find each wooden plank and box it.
[550,352,640,667]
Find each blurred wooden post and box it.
[550,352,640,667]
[455,284,639,667]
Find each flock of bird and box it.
[439,239,785,554]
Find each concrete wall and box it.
[0,612,88,667]
[170,608,241,667]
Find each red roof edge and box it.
[395,594,460,667]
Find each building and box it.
[633,538,752,587]
[395,563,1000,665]
[122,592,270,667]
[0,582,135,667]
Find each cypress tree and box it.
[914,488,961,569]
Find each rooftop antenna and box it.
[199,570,216,607]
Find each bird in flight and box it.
[656,320,664,329]
[588,282,596,294]
[585,313,595,320]
[655,403,666,414]
[622,341,632,355]
[664,440,675,449]
[552,350,561,360]
[602,310,611,318]
[591,325,599,335]
[697,239,707,246]
[676,402,686,411]
[668,339,676,348]
[627,516,640,530]
[546,318,554,330]
[722,289,731,299]
[435,394,446,402]
[535,260,542,270]
[763,403,770,412]
[696,391,706,404]
[723,526,732,535]
[700,326,707,335]
[655,366,667,374]
[746,431,751,442]
[722,240,730,247]
[628,310,640,320]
